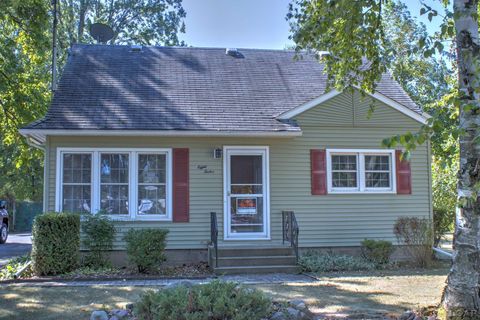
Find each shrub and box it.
[31,212,80,275]
[81,212,116,267]
[393,217,433,267]
[299,251,376,273]
[135,280,271,320]
[124,228,168,273]
[433,207,454,247]
[361,239,394,265]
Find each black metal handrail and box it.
[210,212,218,268]
[282,211,299,262]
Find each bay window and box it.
[57,148,172,220]
[327,149,395,193]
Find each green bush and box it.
[299,251,376,273]
[81,212,116,267]
[393,217,434,267]
[135,280,271,320]
[361,239,394,265]
[124,228,168,273]
[31,212,80,275]
[433,207,454,247]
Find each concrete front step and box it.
[216,255,297,267]
[208,245,298,274]
[214,265,300,275]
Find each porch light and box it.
[213,148,223,159]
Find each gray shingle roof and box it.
[24,44,422,132]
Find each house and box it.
[20,44,431,273]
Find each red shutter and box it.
[396,150,412,195]
[311,149,327,195]
[173,148,189,222]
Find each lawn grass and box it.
[0,267,449,320]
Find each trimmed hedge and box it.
[124,228,168,273]
[31,212,80,275]
[135,280,271,320]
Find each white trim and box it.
[55,147,173,221]
[277,88,428,125]
[223,146,270,240]
[19,129,302,146]
[277,90,342,119]
[326,149,397,194]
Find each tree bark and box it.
[442,0,480,318]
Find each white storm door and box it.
[224,147,269,240]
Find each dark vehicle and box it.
[0,200,8,244]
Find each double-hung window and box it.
[327,149,396,193]
[57,148,172,220]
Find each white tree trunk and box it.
[442,0,480,317]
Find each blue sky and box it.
[179,0,448,49]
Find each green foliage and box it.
[124,228,168,273]
[299,251,376,273]
[31,212,80,275]
[58,0,186,46]
[361,239,394,265]
[65,266,121,277]
[0,255,32,280]
[0,0,187,202]
[81,212,116,268]
[433,207,454,247]
[0,0,51,201]
[135,280,271,320]
[393,217,433,267]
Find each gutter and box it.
[24,135,46,151]
[19,128,303,146]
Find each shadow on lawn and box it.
[0,286,155,320]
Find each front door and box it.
[224,147,269,240]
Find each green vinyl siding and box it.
[45,90,430,250]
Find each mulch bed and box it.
[1,262,213,283]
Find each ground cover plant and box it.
[135,280,272,320]
[299,251,377,273]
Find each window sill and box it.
[328,190,396,194]
[104,215,172,222]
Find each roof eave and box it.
[19,129,303,148]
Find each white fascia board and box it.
[19,129,303,147]
[277,87,428,125]
[277,90,342,119]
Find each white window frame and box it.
[56,148,173,221]
[326,149,396,194]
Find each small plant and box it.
[65,266,121,278]
[433,207,454,247]
[361,239,394,265]
[393,217,434,267]
[299,251,376,273]
[0,255,32,280]
[124,228,168,273]
[135,280,271,320]
[81,211,116,267]
[31,212,80,275]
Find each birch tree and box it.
[288,0,480,318]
